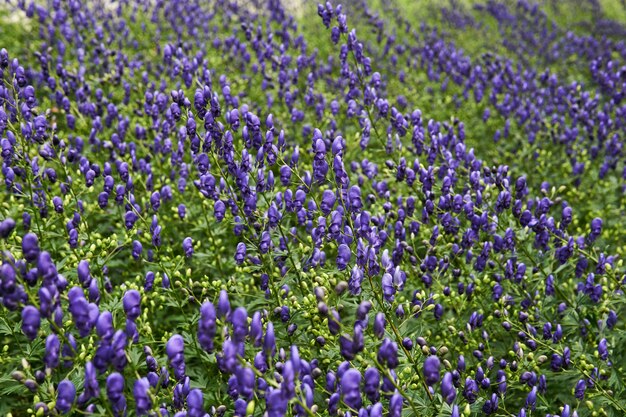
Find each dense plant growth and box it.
[1,0,626,416]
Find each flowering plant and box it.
[1,1,625,416]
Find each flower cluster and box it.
[0,0,625,416]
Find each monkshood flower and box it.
[349,265,363,295]
[68,287,99,337]
[264,322,276,359]
[111,330,128,371]
[144,272,155,292]
[424,356,441,385]
[22,232,40,263]
[0,217,16,238]
[232,307,248,343]
[235,242,246,265]
[378,338,399,369]
[62,334,77,367]
[575,379,586,399]
[389,392,403,417]
[341,369,362,410]
[183,237,193,257]
[106,373,126,417]
[328,309,341,335]
[132,240,143,260]
[198,301,216,352]
[134,377,152,415]
[123,289,141,320]
[21,305,40,340]
[441,372,456,404]
[598,338,609,360]
[2,0,626,415]
[526,386,538,410]
[56,380,75,414]
[167,334,186,380]
[126,318,139,342]
[78,361,99,405]
[364,367,380,402]
[250,312,262,347]
[45,334,60,369]
[588,218,602,243]
[321,190,336,215]
[266,388,288,417]
[218,289,231,318]
[463,377,479,403]
[96,311,115,341]
[374,312,386,338]
[187,389,206,417]
[607,310,618,329]
[336,244,351,270]
[483,393,499,414]
[237,366,256,400]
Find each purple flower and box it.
[482,393,499,414]
[249,312,262,346]
[266,388,288,417]
[389,392,403,417]
[106,372,126,404]
[126,318,139,343]
[198,302,216,352]
[144,272,154,292]
[166,334,186,380]
[134,378,152,415]
[598,338,609,360]
[56,380,75,414]
[441,372,456,404]
[214,200,226,222]
[320,190,336,215]
[52,196,63,213]
[364,367,380,402]
[132,240,143,260]
[232,307,249,343]
[123,289,141,320]
[264,322,276,359]
[0,218,16,238]
[607,310,617,329]
[463,377,479,403]
[124,211,138,230]
[378,338,399,369]
[235,242,246,265]
[21,305,40,340]
[340,369,362,410]
[182,237,193,257]
[45,334,60,369]
[236,367,256,400]
[588,217,602,242]
[336,244,351,271]
[78,361,99,405]
[111,330,128,371]
[526,386,537,410]
[349,266,363,295]
[96,311,114,341]
[22,232,40,262]
[423,356,441,386]
[217,289,231,318]
[62,333,77,367]
[150,191,161,211]
[187,389,205,417]
[575,379,586,399]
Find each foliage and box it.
[0,1,626,417]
